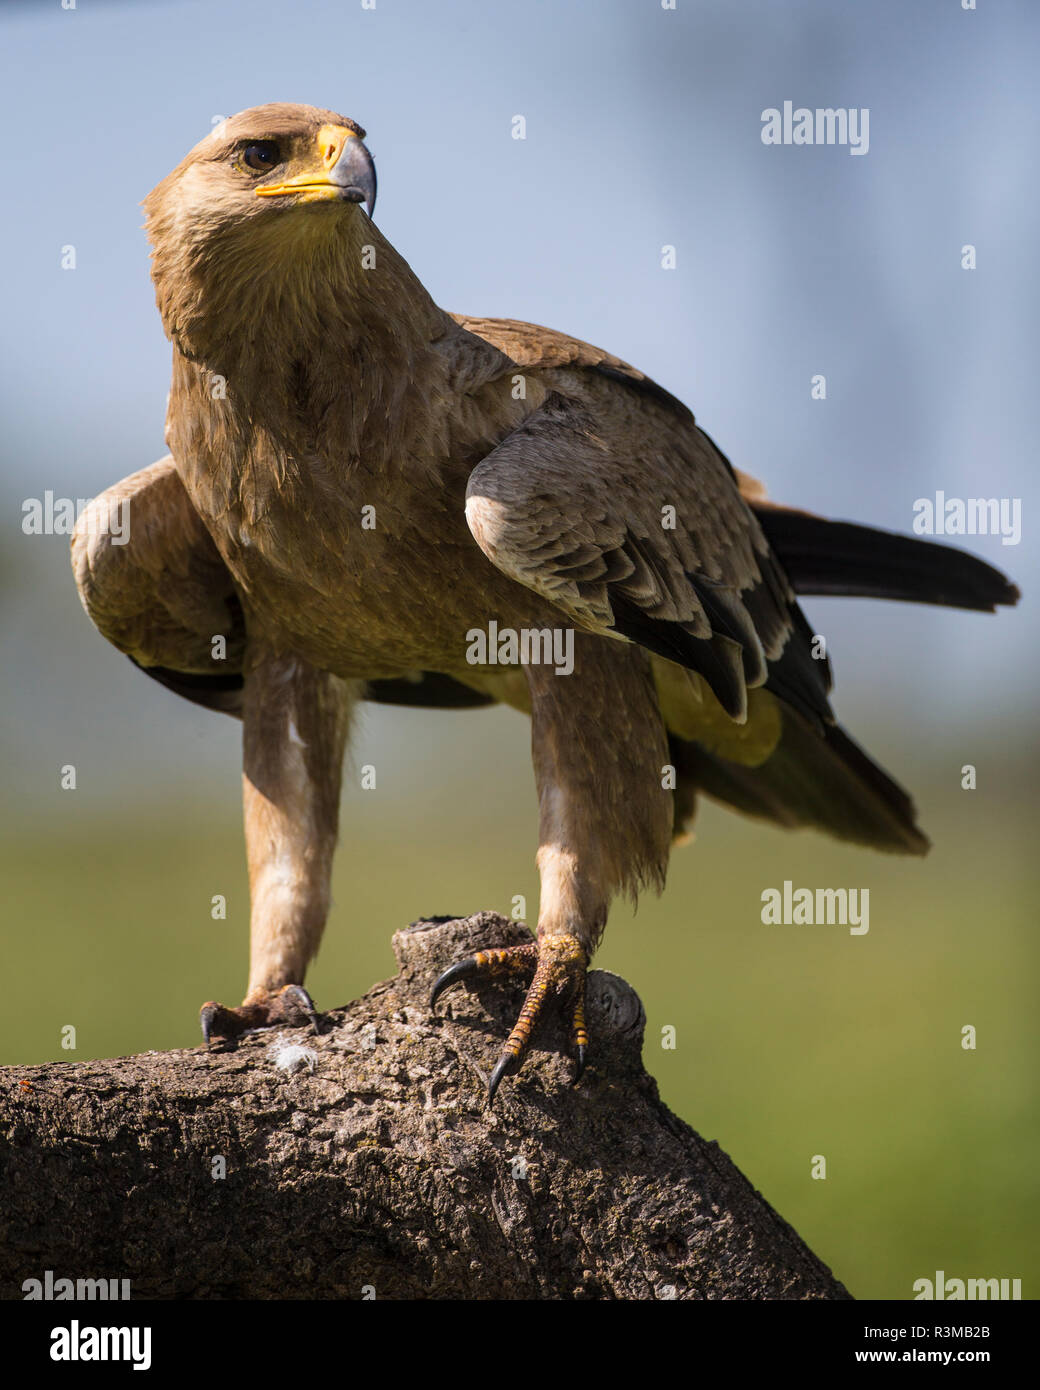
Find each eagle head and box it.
[142,103,377,359]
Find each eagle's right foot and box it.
[200,983,321,1048]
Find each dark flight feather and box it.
[753,507,1020,612]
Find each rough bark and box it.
[0,913,850,1300]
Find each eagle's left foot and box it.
[200,984,322,1048]
[430,933,588,1103]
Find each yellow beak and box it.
[256,125,376,215]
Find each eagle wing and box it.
[453,315,939,856]
[71,456,248,713]
[456,313,1018,615]
[463,368,831,729]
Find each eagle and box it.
[72,103,1018,1101]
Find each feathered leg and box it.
[432,638,672,1100]
[201,648,357,1045]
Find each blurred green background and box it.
[2,0,1038,1302]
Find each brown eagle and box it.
[72,103,1018,1100]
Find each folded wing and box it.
[465,383,833,728]
[71,456,248,713]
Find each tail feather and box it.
[753,505,1020,613]
[670,705,930,855]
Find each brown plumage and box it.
[72,103,1019,1100]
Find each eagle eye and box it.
[240,142,281,173]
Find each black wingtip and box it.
[608,592,750,723]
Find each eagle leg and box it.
[200,983,321,1047]
[435,640,671,1102]
[197,650,357,1050]
[430,935,588,1103]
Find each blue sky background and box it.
[1,0,1036,808]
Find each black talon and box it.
[430,958,479,1010]
[283,983,322,1035]
[199,1001,241,1049]
[572,1045,586,1085]
[487,1052,519,1106]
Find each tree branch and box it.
[1,913,849,1300]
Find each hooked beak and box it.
[255,125,376,217]
[326,134,377,216]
